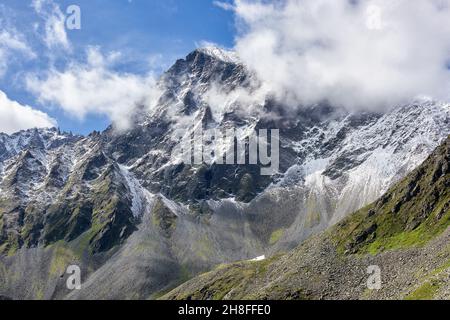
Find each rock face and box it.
[163,136,450,300]
[0,47,449,300]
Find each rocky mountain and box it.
[0,47,449,300]
[0,128,80,163]
[164,135,450,300]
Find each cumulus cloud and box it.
[25,47,161,131]
[32,0,70,51]
[0,90,56,134]
[225,0,450,110]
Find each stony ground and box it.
[163,227,450,300]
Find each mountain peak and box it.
[195,46,240,64]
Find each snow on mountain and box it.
[118,164,147,218]
[0,128,80,163]
[284,100,450,226]
[197,46,240,64]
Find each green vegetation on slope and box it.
[333,137,450,255]
[269,229,285,245]
[163,256,281,300]
[0,160,138,256]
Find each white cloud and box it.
[32,0,70,51]
[213,1,235,11]
[0,30,36,78]
[26,47,162,131]
[0,31,34,55]
[226,0,450,110]
[0,90,56,134]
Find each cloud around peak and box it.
[222,0,450,110]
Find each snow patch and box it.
[119,164,146,218]
[250,255,266,262]
[198,46,240,64]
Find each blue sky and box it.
[0,0,236,135]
